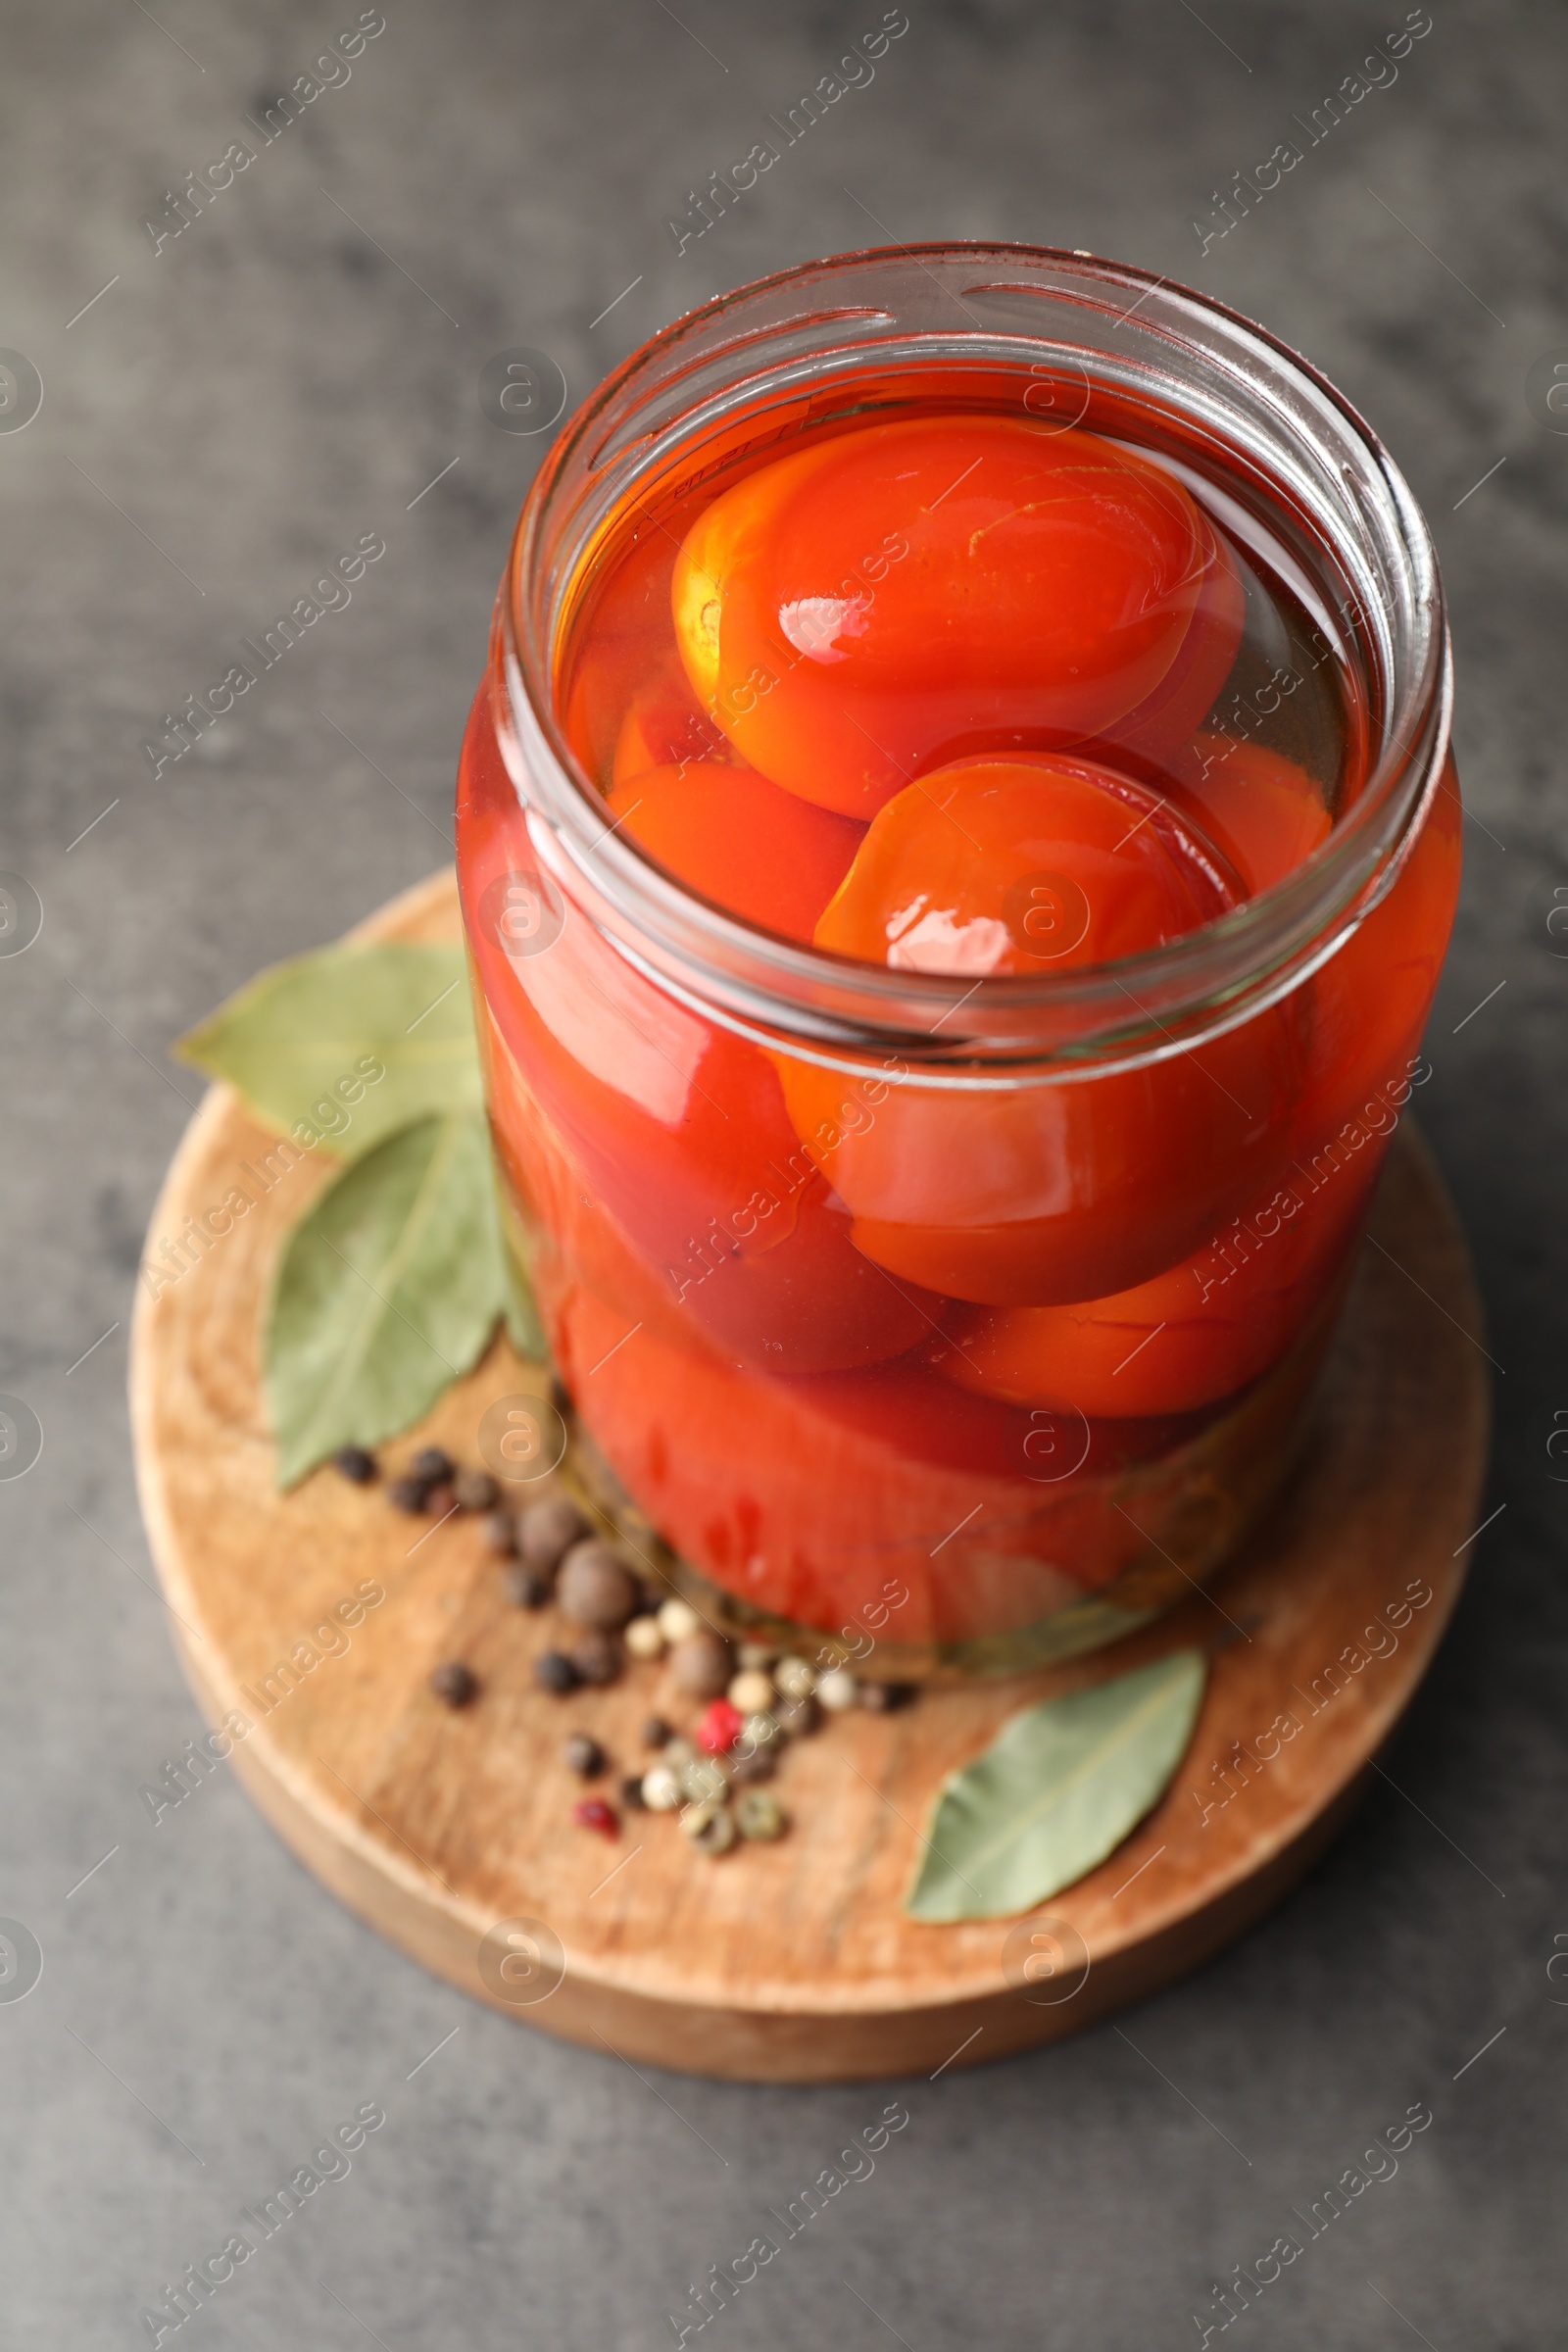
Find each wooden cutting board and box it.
[130,870,1489,2082]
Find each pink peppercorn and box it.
[573,1797,618,1838]
[696,1698,744,1756]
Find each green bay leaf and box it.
[266,1109,507,1486]
[905,1648,1207,1923]
[176,939,479,1161]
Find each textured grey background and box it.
[1,1,1563,2345]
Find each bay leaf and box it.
[905,1648,1207,1923]
[266,1109,507,1486]
[176,939,480,1162]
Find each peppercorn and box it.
[697,1698,744,1756]
[516,1494,589,1576]
[679,1755,729,1806]
[657,1598,702,1643]
[410,1446,454,1486]
[499,1562,550,1609]
[858,1681,917,1713]
[549,1375,572,1419]
[568,1630,621,1687]
[737,1641,777,1672]
[816,1668,858,1712]
[573,1796,617,1838]
[772,1692,821,1739]
[739,1711,781,1754]
[641,1763,682,1811]
[669,1630,733,1700]
[429,1660,477,1708]
[680,1799,736,1855]
[332,1444,377,1485]
[423,1482,458,1522]
[641,1715,674,1749]
[625,1616,665,1662]
[534,1650,581,1694]
[557,1542,640,1630]
[728,1669,774,1716]
[729,1748,778,1786]
[735,1789,786,1842]
[620,1774,649,1811]
[387,1474,430,1514]
[453,1465,500,1512]
[773,1656,817,1700]
[564,1733,606,1778]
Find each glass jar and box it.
[455,243,1459,1678]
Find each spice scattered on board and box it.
[333,1437,920,1862]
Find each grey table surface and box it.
[2,1,1563,2345]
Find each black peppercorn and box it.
[641,1715,673,1749]
[534,1650,581,1694]
[564,1733,607,1778]
[430,1660,477,1707]
[453,1465,500,1512]
[557,1542,639,1629]
[410,1446,455,1486]
[772,1692,821,1738]
[516,1495,590,1577]
[387,1474,430,1515]
[332,1445,377,1485]
[568,1631,621,1688]
[501,1561,552,1609]
[858,1682,917,1713]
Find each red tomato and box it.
[812,752,1238,973]
[459,688,938,1373]
[778,1026,1305,1310]
[781,751,1302,1305]
[1090,521,1247,777]
[611,654,738,789]
[544,1278,1166,1642]
[478,961,941,1377]
[561,526,683,786]
[1173,737,1333,895]
[937,1159,1372,1417]
[1293,755,1461,1161]
[672,417,1209,819]
[476,1002,701,1354]
[605,760,864,942]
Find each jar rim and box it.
[497,240,1450,1079]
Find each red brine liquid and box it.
[457,398,1459,1668]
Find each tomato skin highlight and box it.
[606,760,864,943]
[672,417,1209,819]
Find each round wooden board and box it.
[131,871,1490,2082]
